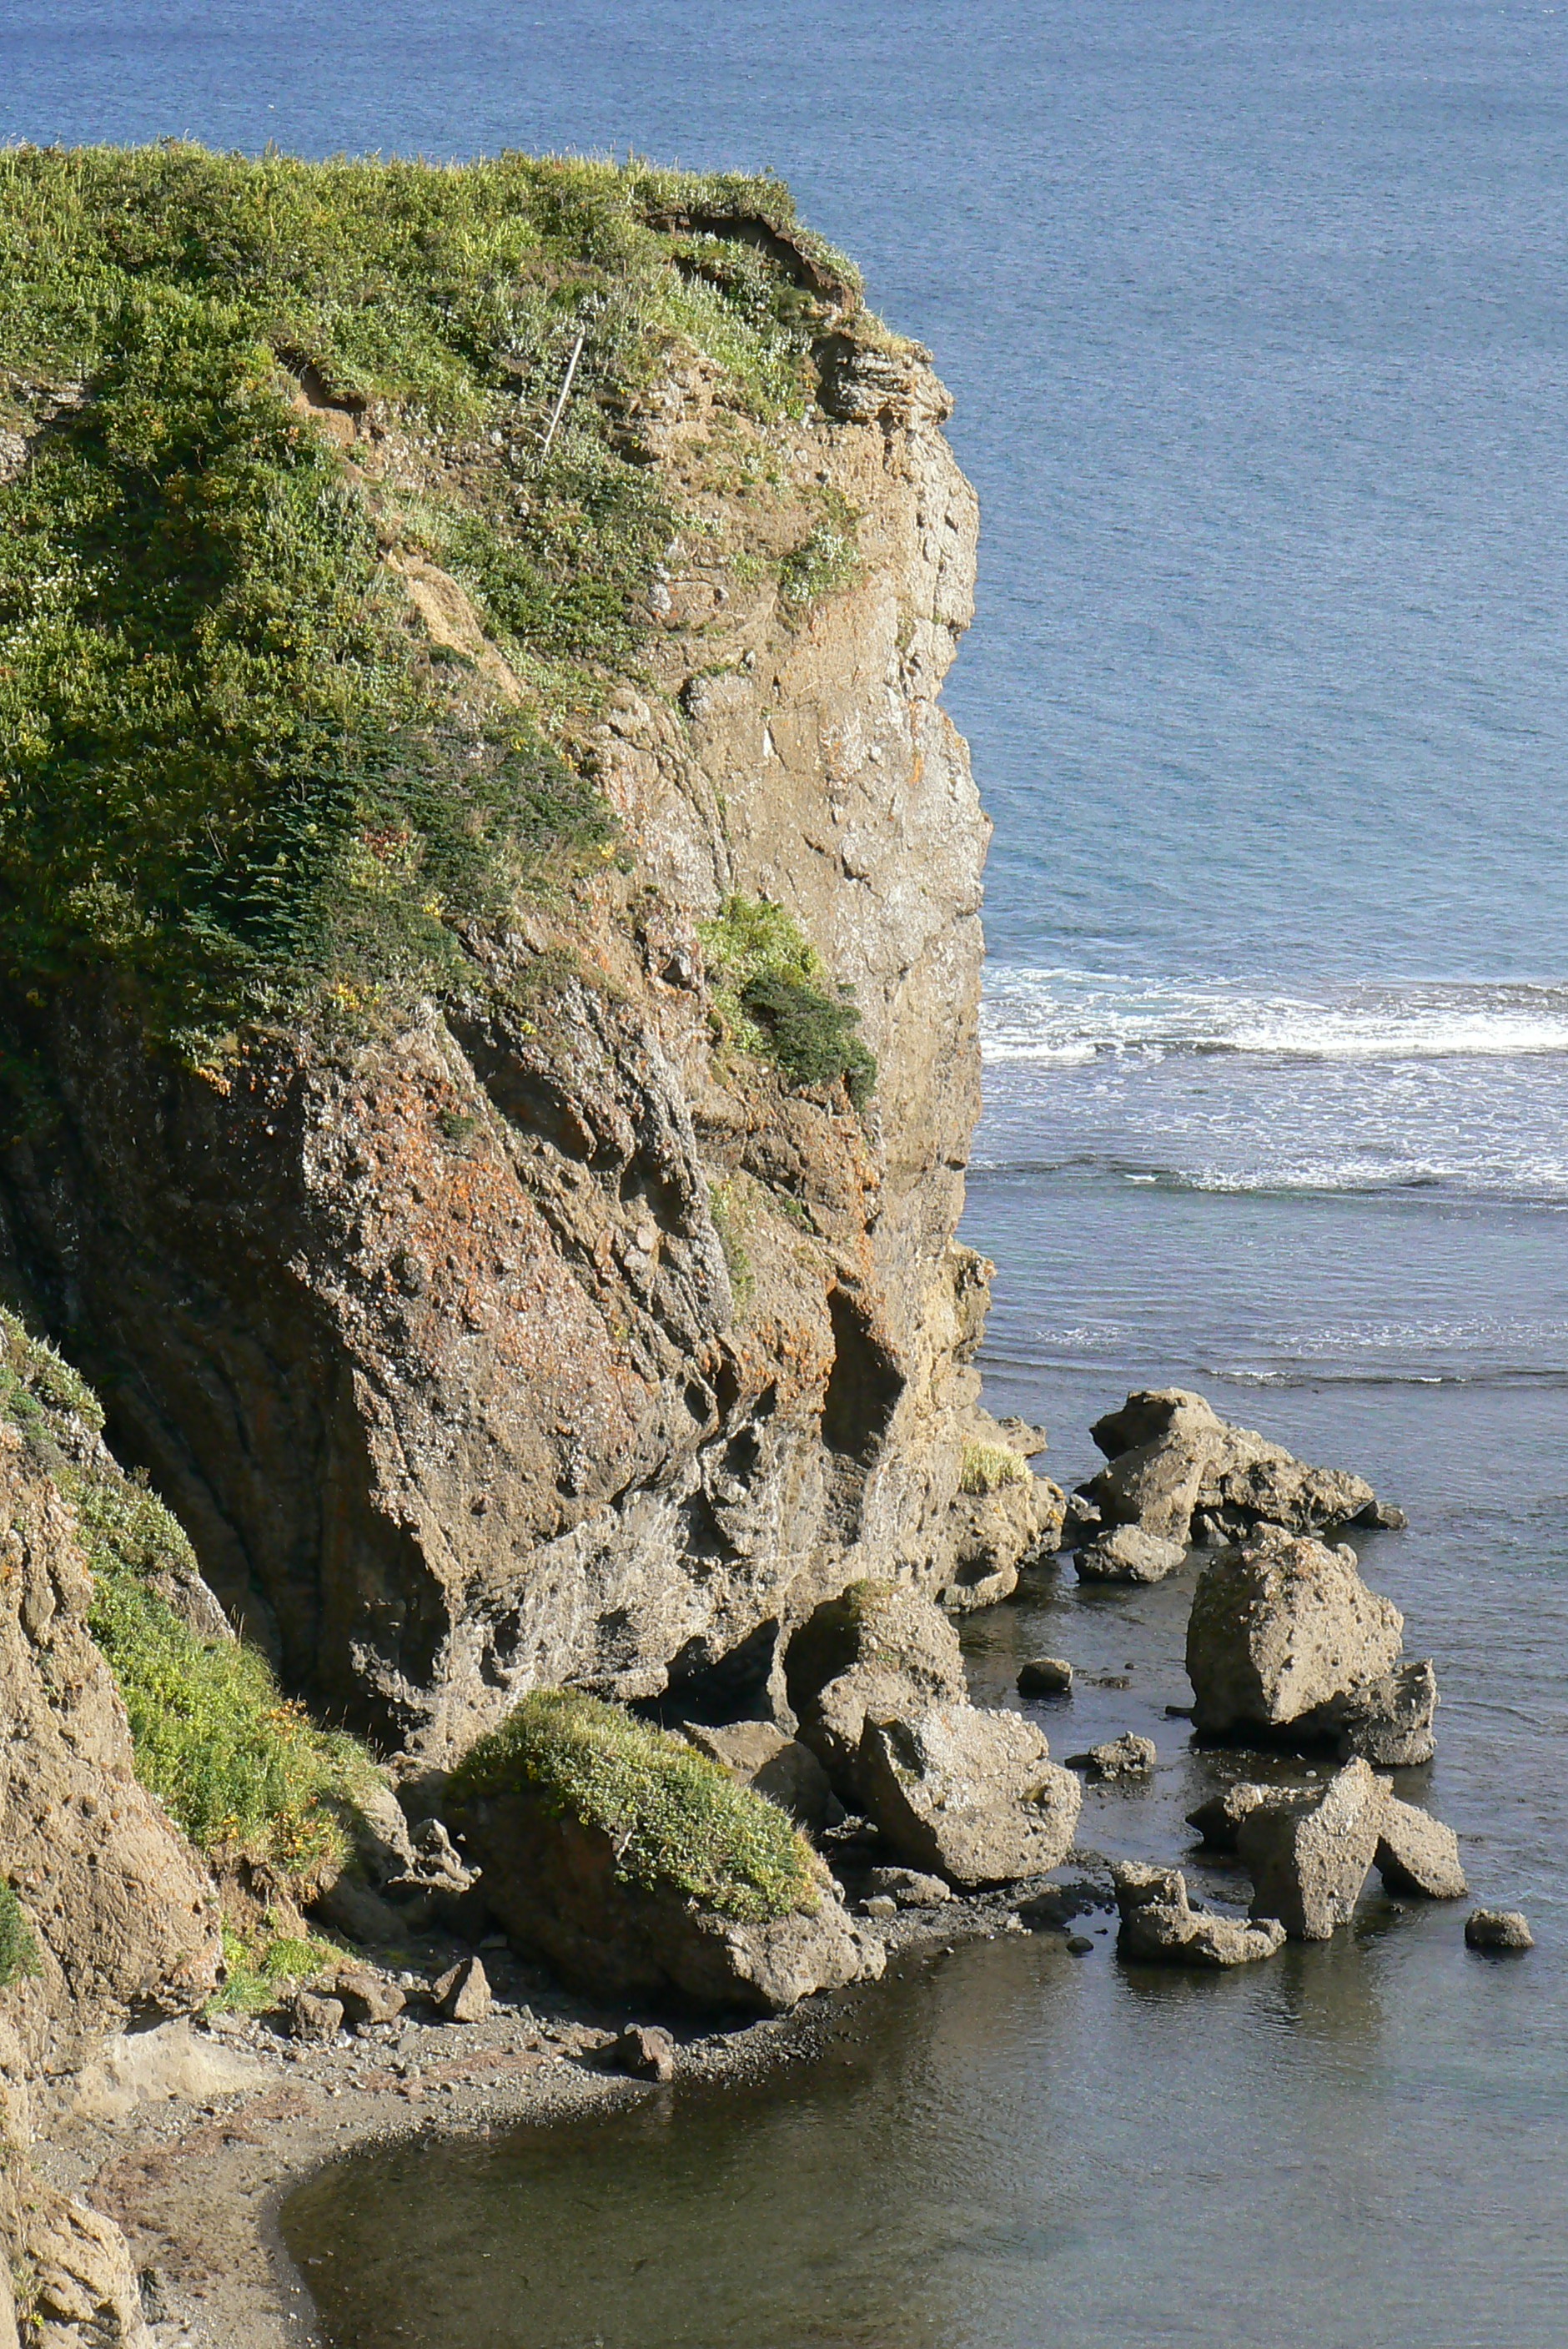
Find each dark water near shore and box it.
[12,0,1568,2341]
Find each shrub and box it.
[209,1922,342,2015]
[450,1688,819,1923]
[959,1441,1028,1496]
[699,894,877,1110]
[0,1884,40,1989]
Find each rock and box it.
[1465,1908,1533,1952]
[1185,1527,1404,1738]
[331,1967,407,2028]
[1066,1934,1094,1954]
[856,1704,1083,1888]
[1017,1656,1073,1697]
[1086,1387,1401,1550]
[1060,1491,1103,1547]
[787,1583,968,1794]
[71,2020,263,2122]
[606,2024,676,2082]
[313,1869,413,1946]
[1374,1797,1466,1899]
[1300,1658,1438,1767]
[1073,1525,1187,1584]
[1111,1860,1285,1969]
[937,1425,1066,1611]
[680,1722,834,1832]
[432,1957,491,2023]
[862,1894,897,1919]
[1074,1733,1157,1781]
[1236,1758,1384,1939]
[1184,1782,1290,1851]
[864,1866,952,1909]
[289,1990,344,2044]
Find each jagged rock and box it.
[1073,1525,1186,1584]
[331,1967,407,2027]
[433,1956,491,2022]
[856,1704,1082,1887]
[787,1584,967,1794]
[1185,1527,1404,1738]
[1060,1492,1103,1547]
[1465,1908,1533,1952]
[1086,1388,1402,1550]
[1017,1656,1073,1697]
[1299,1659,1438,1767]
[1074,1733,1157,1781]
[289,1990,344,2043]
[1237,1758,1384,1939]
[605,2024,676,2081]
[937,1422,1066,1611]
[313,1869,410,1946]
[25,2187,155,2349]
[864,1866,952,1909]
[681,1722,834,1832]
[1184,1782,1292,1851]
[1112,1861,1285,1968]
[1375,1800,1466,1899]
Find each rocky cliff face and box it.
[0,330,1004,1759]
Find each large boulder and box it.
[1236,1758,1385,1939]
[1083,1388,1403,1549]
[856,1704,1082,1888]
[681,1721,836,1832]
[1112,1862,1285,1969]
[1073,1524,1187,1584]
[1375,1798,1466,1899]
[1185,1527,1405,1739]
[785,1582,967,1793]
[937,1418,1066,1612]
[447,1690,879,2013]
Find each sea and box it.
[7,3,1568,2342]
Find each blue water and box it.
[10,3,1568,2342]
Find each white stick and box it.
[537,331,585,467]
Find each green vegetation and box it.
[0,143,872,1094]
[959,1441,1028,1496]
[699,893,876,1110]
[1,1300,374,1884]
[706,1177,755,1308]
[209,1921,341,2015]
[777,490,862,613]
[0,1883,40,1989]
[450,1688,820,1923]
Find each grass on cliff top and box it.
[0,143,872,1096]
[959,1441,1028,1496]
[0,1303,375,1886]
[699,894,876,1111]
[451,1688,821,1924]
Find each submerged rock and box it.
[1374,1798,1467,1900]
[1465,1908,1533,1952]
[856,1704,1082,1888]
[1237,1758,1384,1940]
[787,1583,968,1795]
[1073,1525,1187,1585]
[1185,1527,1405,1740]
[1073,1733,1158,1781]
[1112,1862,1285,1969]
[1017,1655,1073,1698]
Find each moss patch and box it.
[959,1441,1028,1496]
[699,893,876,1109]
[209,1922,342,2015]
[450,1688,819,1924]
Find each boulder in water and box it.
[1185,1527,1404,1738]
[1073,1525,1187,1584]
[1184,1781,1294,1851]
[1112,1861,1285,1969]
[1073,1733,1157,1781]
[1465,1908,1533,1952]
[1375,1798,1466,1900]
[857,1703,1082,1888]
[1017,1655,1073,1698]
[1236,1758,1384,1939]
[1299,1658,1438,1767]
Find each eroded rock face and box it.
[1300,1659,1439,1767]
[856,1704,1082,1887]
[1375,1798,1467,1900]
[0,340,993,1762]
[1185,1529,1405,1740]
[1237,1758,1385,1940]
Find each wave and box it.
[981,968,1568,1066]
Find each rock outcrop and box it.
[855,1704,1082,1887]
[1184,1528,1406,1741]
[1081,1389,1404,1552]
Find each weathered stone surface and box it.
[433,1956,492,2023]
[1237,1758,1384,1939]
[1301,1659,1438,1767]
[1086,1437,1210,1544]
[1017,1656,1073,1697]
[1111,1862,1284,1968]
[332,1967,407,2027]
[1074,1733,1157,1781]
[289,1990,344,2043]
[1465,1908,1533,1952]
[787,1583,968,1793]
[864,1866,952,1908]
[1185,1527,1404,1738]
[1073,1524,1187,1584]
[1375,1800,1466,1900]
[681,1722,835,1832]
[1184,1782,1292,1852]
[937,1424,1066,1611]
[856,1705,1082,1888]
[448,1783,877,2014]
[606,2024,676,2081]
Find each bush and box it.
[699,894,877,1110]
[959,1441,1028,1496]
[450,1688,819,1923]
[0,1884,40,1989]
[209,1922,341,2015]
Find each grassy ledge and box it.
[450,1688,821,1924]
[699,894,876,1109]
[959,1441,1028,1496]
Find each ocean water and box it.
[9,2,1568,2342]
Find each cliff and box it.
[0,146,1054,1763]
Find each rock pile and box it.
[1112,1862,1285,1968]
